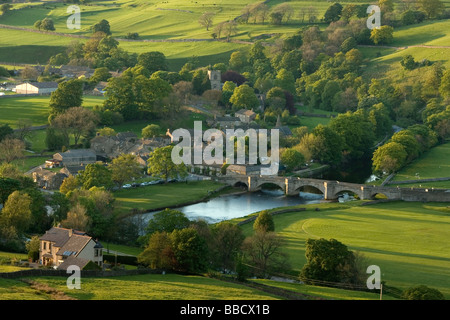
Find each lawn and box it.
[113,180,225,216]
[239,201,450,298]
[390,141,450,188]
[28,273,280,300]
[0,95,105,128]
[250,279,395,300]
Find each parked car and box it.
[123,184,132,189]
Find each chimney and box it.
[68,229,73,237]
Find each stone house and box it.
[39,227,103,270]
[208,70,222,90]
[235,109,256,124]
[53,149,97,167]
[32,168,68,190]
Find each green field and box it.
[114,180,225,216]
[0,95,105,128]
[390,141,450,188]
[239,201,450,298]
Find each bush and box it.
[402,285,445,300]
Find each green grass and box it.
[251,279,395,300]
[28,273,280,300]
[0,95,106,128]
[0,278,50,300]
[103,243,143,256]
[239,201,450,298]
[390,141,450,188]
[114,180,225,216]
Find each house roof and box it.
[55,149,96,159]
[56,234,91,257]
[57,255,91,271]
[235,109,255,116]
[28,82,58,89]
[40,227,88,248]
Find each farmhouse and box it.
[39,226,103,270]
[15,82,58,95]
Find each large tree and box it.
[147,145,188,182]
[49,79,84,116]
[145,209,191,236]
[229,84,260,110]
[110,154,143,188]
[137,51,168,74]
[300,238,360,284]
[51,107,99,146]
[0,191,32,239]
[77,163,114,190]
[198,12,215,31]
[0,138,25,164]
[372,141,408,174]
[211,222,245,272]
[418,0,445,18]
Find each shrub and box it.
[402,285,445,300]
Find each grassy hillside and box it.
[0,95,105,128]
[239,201,450,298]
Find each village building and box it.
[53,149,97,167]
[32,168,68,190]
[15,82,58,95]
[60,65,94,79]
[235,109,256,124]
[208,70,222,91]
[39,227,103,270]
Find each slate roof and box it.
[39,227,88,248]
[29,82,58,89]
[56,234,91,257]
[57,255,90,271]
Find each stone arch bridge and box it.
[216,176,450,202]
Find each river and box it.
[141,189,326,224]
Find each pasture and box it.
[0,95,105,128]
[239,201,450,298]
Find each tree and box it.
[300,238,359,284]
[138,231,173,269]
[229,84,259,110]
[439,69,450,100]
[60,175,80,195]
[418,0,445,19]
[370,25,394,45]
[0,138,25,163]
[40,18,55,31]
[378,0,394,13]
[211,222,245,271]
[109,154,142,188]
[52,107,99,146]
[61,202,91,231]
[324,3,343,24]
[20,66,39,81]
[96,127,116,137]
[402,285,445,300]
[77,163,113,190]
[281,148,305,172]
[242,230,288,276]
[145,208,191,236]
[253,210,275,233]
[198,12,215,31]
[311,124,343,165]
[141,124,161,139]
[0,124,13,142]
[0,178,21,206]
[0,191,32,239]
[137,51,168,74]
[26,236,40,262]
[34,20,42,31]
[170,227,209,273]
[173,81,194,105]
[92,19,111,35]
[49,79,84,116]
[223,21,238,42]
[372,141,408,174]
[147,145,188,182]
[390,130,421,162]
[401,55,418,70]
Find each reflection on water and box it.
[141,189,325,224]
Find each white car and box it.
[122,184,132,189]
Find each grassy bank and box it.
[238,201,450,298]
[113,180,226,216]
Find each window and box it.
[94,249,98,257]
[43,242,46,250]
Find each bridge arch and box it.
[232,181,249,190]
[293,184,325,196]
[333,189,361,200]
[371,192,389,200]
[254,181,286,192]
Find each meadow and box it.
[238,201,450,298]
[113,180,226,216]
[0,95,105,128]
[389,141,450,188]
